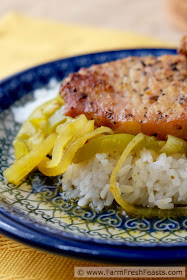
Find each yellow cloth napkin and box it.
[0,12,172,80]
[0,12,175,280]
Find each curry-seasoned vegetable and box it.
[27,131,45,151]
[13,140,28,160]
[73,134,167,163]
[44,114,88,168]
[110,133,187,218]
[3,93,187,218]
[160,135,187,154]
[47,106,68,133]
[4,133,57,185]
[73,134,134,163]
[38,124,113,176]
[16,97,64,140]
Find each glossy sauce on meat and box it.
[60,40,187,140]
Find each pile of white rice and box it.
[12,79,60,123]
[12,80,187,212]
[61,150,187,211]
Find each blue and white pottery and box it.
[0,49,187,265]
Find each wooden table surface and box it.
[0,0,186,44]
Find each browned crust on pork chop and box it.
[60,40,187,140]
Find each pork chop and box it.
[60,38,187,140]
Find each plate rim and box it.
[1,47,187,265]
[0,47,176,86]
[1,208,187,265]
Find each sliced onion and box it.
[160,135,187,154]
[38,125,113,176]
[4,133,57,185]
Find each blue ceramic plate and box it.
[0,49,187,265]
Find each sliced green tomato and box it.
[27,131,45,151]
[123,204,187,218]
[42,102,60,116]
[13,140,28,160]
[47,106,69,133]
[38,120,95,175]
[16,121,36,140]
[110,133,187,218]
[38,125,113,176]
[28,98,59,120]
[4,133,57,185]
[73,134,166,164]
[134,135,166,152]
[160,135,187,154]
[44,114,88,168]
[30,118,47,133]
[73,134,134,163]
[16,96,63,140]
[56,95,65,105]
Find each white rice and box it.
[12,79,60,123]
[12,79,187,212]
[61,150,187,211]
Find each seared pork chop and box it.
[60,38,187,140]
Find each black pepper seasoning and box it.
[80,93,88,99]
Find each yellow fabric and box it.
[0,12,176,280]
[0,12,173,80]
